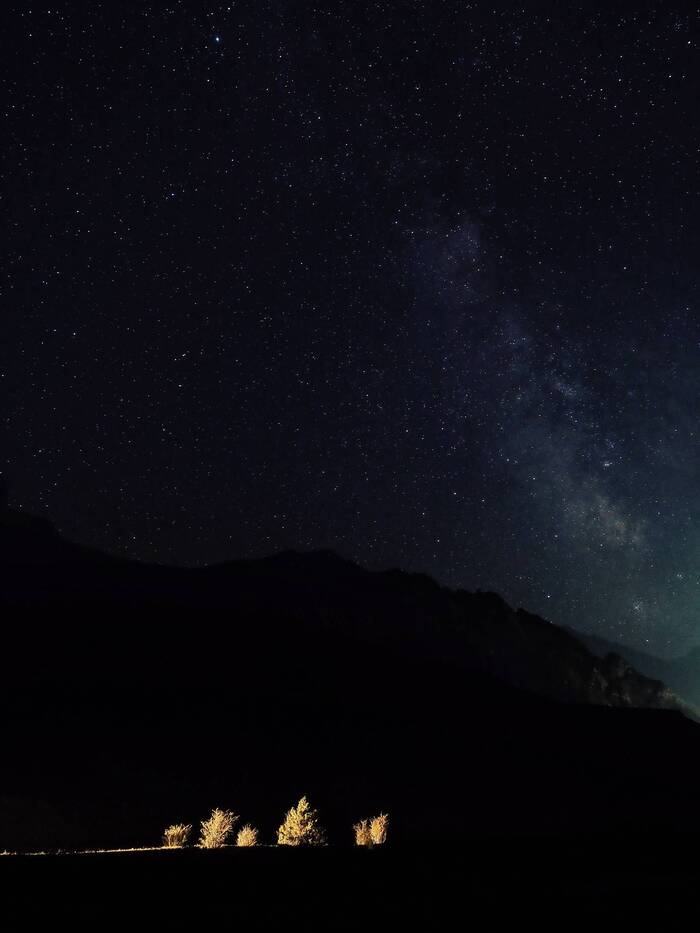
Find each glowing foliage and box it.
[369,813,388,845]
[198,808,238,848]
[353,819,372,846]
[277,796,325,846]
[353,813,388,846]
[236,824,259,847]
[162,823,192,848]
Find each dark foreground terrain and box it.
[5,836,700,929]
[5,507,700,926]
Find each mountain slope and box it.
[571,628,700,711]
[1,511,691,716]
[2,510,700,850]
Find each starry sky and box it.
[4,3,700,656]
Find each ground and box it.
[3,834,700,929]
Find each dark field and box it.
[4,835,700,929]
[5,527,700,928]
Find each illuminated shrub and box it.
[277,796,325,846]
[353,819,372,846]
[198,808,238,848]
[353,814,388,846]
[369,813,388,845]
[236,824,259,847]
[162,823,192,848]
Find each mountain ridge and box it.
[1,509,695,718]
[570,627,700,711]
[3,509,700,849]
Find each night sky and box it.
[4,3,700,656]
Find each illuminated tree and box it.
[162,822,192,848]
[354,813,388,846]
[369,813,388,845]
[236,824,259,846]
[198,808,238,848]
[353,819,372,846]
[277,796,325,846]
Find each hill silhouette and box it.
[2,509,700,851]
[571,627,700,711]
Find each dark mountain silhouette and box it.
[0,508,690,714]
[3,509,700,851]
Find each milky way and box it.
[4,4,700,655]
